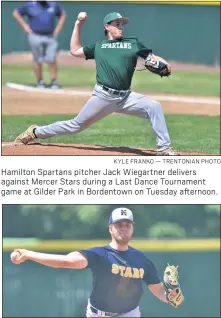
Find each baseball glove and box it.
[163,263,184,308]
[145,54,171,77]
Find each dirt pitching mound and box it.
[2,142,213,156]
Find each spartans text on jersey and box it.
[101,42,132,49]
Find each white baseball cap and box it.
[109,207,134,224]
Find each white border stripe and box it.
[5,82,220,105]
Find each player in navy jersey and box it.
[10,208,184,317]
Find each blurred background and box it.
[2,1,220,64]
[3,204,220,317]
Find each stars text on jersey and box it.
[112,264,144,278]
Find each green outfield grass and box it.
[2,64,220,97]
[2,114,220,154]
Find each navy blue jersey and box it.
[78,245,161,313]
[16,1,64,35]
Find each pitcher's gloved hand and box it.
[145,54,171,77]
[163,263,184,308]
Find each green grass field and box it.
[2,64,220,96]
[2,114,220,154]
[2,64,220,154]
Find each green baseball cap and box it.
[103,12,129,25]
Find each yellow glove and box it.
[163,263,184,308]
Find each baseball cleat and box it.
[15,125,38,145]
[156,147,177,156]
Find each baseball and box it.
[77,12,87,21]
[11,251,20,261]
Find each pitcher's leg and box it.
[35,95,115,139]
[118,92,171,150]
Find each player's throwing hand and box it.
[10,249,28,264]
[76,12,88,25]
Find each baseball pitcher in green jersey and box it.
[15,11,176,155]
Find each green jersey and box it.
[83,37,152,90]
